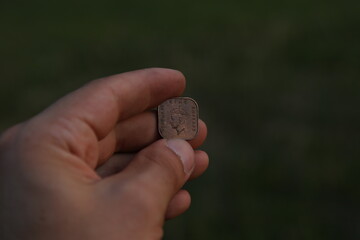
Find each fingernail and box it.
[166,139,194,175]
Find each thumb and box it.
[101,138,195,214]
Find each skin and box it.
[0,68,208,240]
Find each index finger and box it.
[37,68,186,140]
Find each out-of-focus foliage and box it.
[1,0,360,239]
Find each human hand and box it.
[0,68,208,240]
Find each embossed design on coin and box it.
[158,97,199,140]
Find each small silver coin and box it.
[158,97,199,140]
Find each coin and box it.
[158,97,199,140]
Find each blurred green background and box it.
[1,0,360,239]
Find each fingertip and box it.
[189,119,207,149]
[165,189,191,219]
[151,68,186,84]
[189,150,209,180]
[164,68,186,96]
[199,120,208,140]
[144,68,186,95]
[166,139,195,176]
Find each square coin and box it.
[158,97,199,140]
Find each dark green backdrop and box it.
[1,0,360,239]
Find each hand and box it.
[0,68,208,240]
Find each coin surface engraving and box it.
[158,97,199,140]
